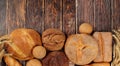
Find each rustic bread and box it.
[93,32,112,62]
[42,51,69,66]
[65,34,98,65]
[6,28,42,60]
[4,56,22,66]
[42,28,66,51]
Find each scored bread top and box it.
[42,28,66,51]
[65,34,98,65]
[6,28,42,60]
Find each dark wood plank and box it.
[111,0,120,29]
[6,0,26,65]
[26,0,44,33]
[76,0,94,33]
[6,0,26,33]
[0,0,7,36]
[63,0,76,36]
[94,0,111,31]
[44,0,62,30]
[0,1,6,66]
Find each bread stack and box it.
[0,23,112,66]
[65,23,112,66]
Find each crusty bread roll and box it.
[79,23,93,34]
[93,32,112,62]
[42,28,66,51]
[65,34,98,65]
[42,51,69,66]
[32,46,46,59]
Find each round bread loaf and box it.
[6,28,42,60]
[42,51,69,66]
[65,34,98,65]
[42,28,66,51]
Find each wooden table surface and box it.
[0,0,120,66]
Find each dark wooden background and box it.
[0,0,120,66]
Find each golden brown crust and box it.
[26,59,42,66]
[93,32,112,62]
[4,56,22,66]
[65,34,98,65]
[26,29,42,46]
[79,23,93,34]
[6,44,33,60]
[6,28,42,60]
[42,28,66,51]
[93,32,104,62]
[42,51,69,66]
[32,46,46,59]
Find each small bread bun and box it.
[79,23,93,34]
[32,46,46,59]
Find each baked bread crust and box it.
[93,32,112,62]
[65,34,98,65]
[6,28,42,60]
[42,28,66,51]
[42,51,69,66]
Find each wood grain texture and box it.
[6,0,26,65]
[0,1,6,65]
[0,0,120,66]
[26,0,44,33]
[76,0,95,33]
[6,0,26,33]
[94,0,111,31]
[44,0,62,30]
[0,0,7,36]
[111,0,120,29]
[63,0,76,36]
